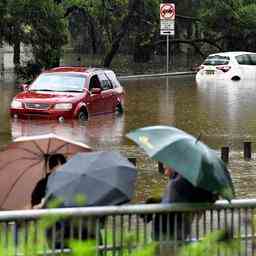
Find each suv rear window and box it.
[203,55,230,66]
[105,71,121,88]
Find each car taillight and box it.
[216,66,231,72]
[198,65,204,71]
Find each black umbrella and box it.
[45,151,137,207]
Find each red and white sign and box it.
[160,3,175,35]
[160,3,175,20]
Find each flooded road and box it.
[1,75,256,201]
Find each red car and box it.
[10,67,124,121]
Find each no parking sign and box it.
[160,3,175,35]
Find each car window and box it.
[105,71,121,88]
[30,73,87,92]
[89,75,101,91]
[203,55,230,65]
[98,73,113,90]
[236,54,251,65]
[248,54,256,65]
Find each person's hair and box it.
[48,153,67,170]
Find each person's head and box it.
[48,153,67,171]
[164,165,178,179]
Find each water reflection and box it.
[2,75,256,200]
[0,81,17,147]
[11,114,125,149]
[196,79,256,149]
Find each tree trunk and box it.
[88,18,97,55]
[13,41,20,72]
[133,1,152,63]
[103,0,140,67]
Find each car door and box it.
[98,72,115,113]
[88,75,104,114]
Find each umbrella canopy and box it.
[45,151,137,207]
[126,125,235,201]
[0,133,91,210]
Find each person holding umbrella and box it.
[126,125,235,241]
[30,153,102,251]
[0,133,91,210]
[14,154,67,247]
[43,151,137,252]
[146,165,218,241]
[31,153,67,209]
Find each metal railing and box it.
[0,199,255,255]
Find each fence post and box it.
[128,157,137,166]
[221,147,229,163]
[158,162,164,174]
[244,142,252,160]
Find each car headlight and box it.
[54,103,73,110]
[11,99,23,109]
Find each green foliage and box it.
[69,240,97,256]
[179,230,243,256]
[0,0,67,69]
[197,0,256,51]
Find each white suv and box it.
[196,51,256,82]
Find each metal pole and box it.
[167,34,169,73]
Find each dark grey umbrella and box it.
[45,151,137,207]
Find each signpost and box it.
[160,3,175,72]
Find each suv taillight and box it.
[216,66,231,72]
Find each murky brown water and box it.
[1,76,256,202]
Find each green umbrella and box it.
[126,125,235,201]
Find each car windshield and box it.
[203,55,230,66]
[29,73,87,92]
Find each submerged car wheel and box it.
[78,109,88,121]
[116,102,124,115]
[231,76,241,81]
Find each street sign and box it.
[160,3,175,35]
[160,20,175,35]
[160,3,175,20]
[160,3,176,72]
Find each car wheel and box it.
[231,76,241,81]
[78,109,88,121]
[116,102,124,115]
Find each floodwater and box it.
[1,75,256,202]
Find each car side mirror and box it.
[19,83,29,91]
[91,88,102,94]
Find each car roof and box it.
[43,66,113,76]
[208,51,256,57]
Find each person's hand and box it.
[32,198,45,209]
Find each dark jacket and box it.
[46,217,104,250]
[153,176,217,241]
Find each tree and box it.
[197,0,256,52]
[0,0,67,70]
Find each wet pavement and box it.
[1,75,256,202]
